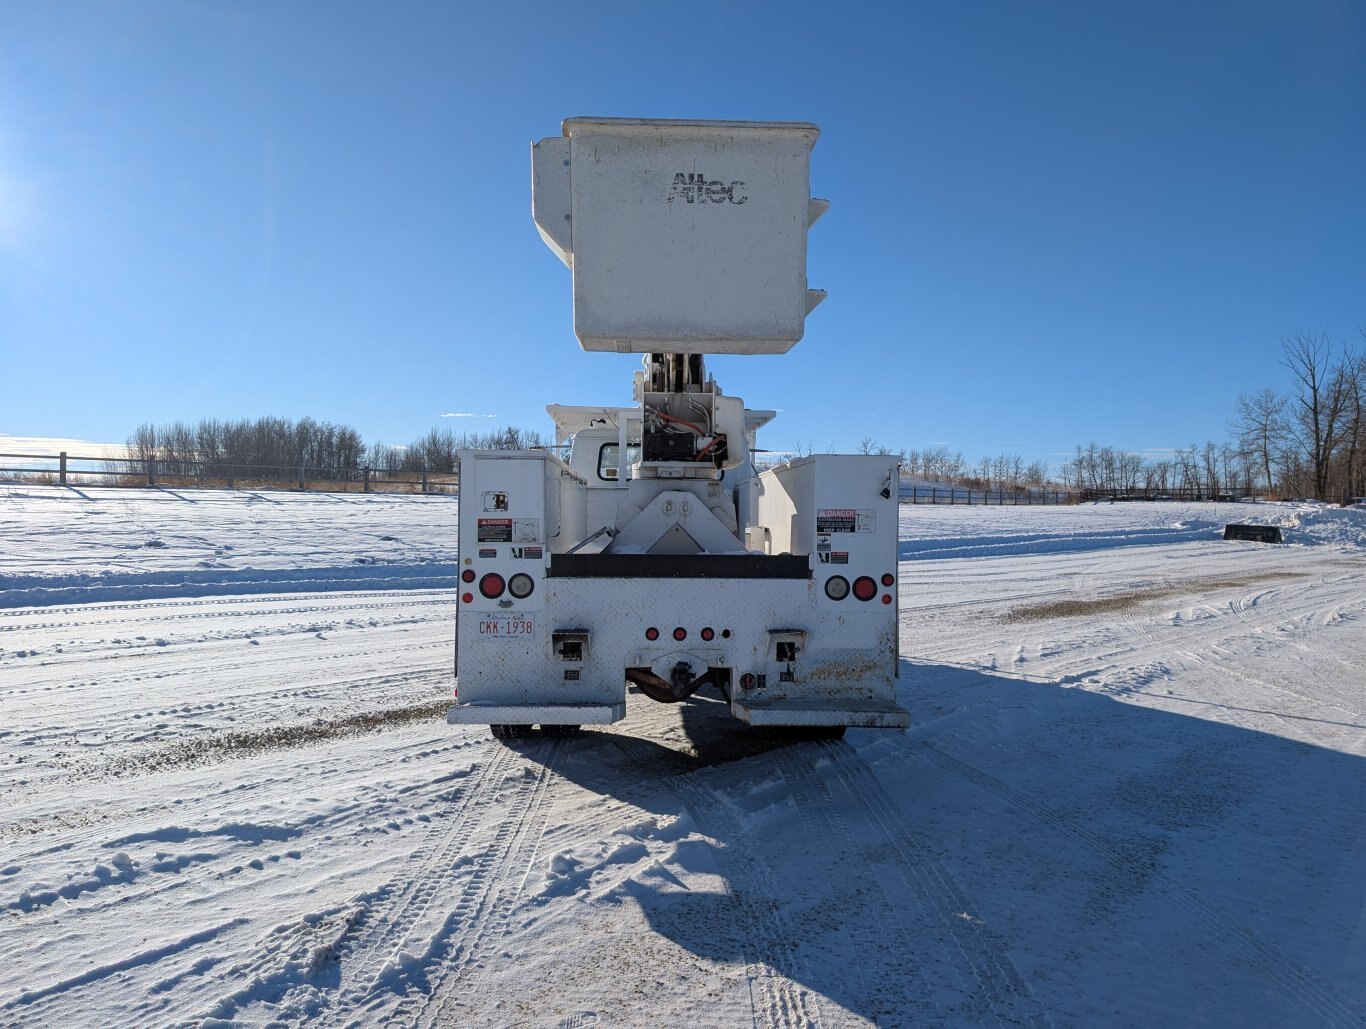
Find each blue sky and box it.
[2,1,1362,469]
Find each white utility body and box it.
[448,118,909,739]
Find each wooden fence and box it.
[0,451,457,495]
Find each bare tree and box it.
[1281,332,1352,499]
[1172,445,1200,494]
[1230,388,1286,495]
[1336,347,1365,500]
[974,454,993,490]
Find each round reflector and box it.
[882,594,893,605]
[701,627,715,641]
[881,573,895,587]
[461,569,475,583]
[853,576,877,602]
[673,627,687,641]
[508,573,534,599]
[825,575,850,601]
[461,592,473,604]
[645,627,659,641]
[478,573,506,599]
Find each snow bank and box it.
[899,499,1366,559]
[0,486,457,608]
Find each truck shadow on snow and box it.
[509,665,1366,1026]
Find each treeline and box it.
[1059,441,1244,497]
[1061,331,1365,501]
[124,418,546,481]
[852,329,1364,503]
[852,440,1052,491]
[127,417,365,479]
[364,426,548,474]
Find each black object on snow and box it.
[1223,524,1283,544]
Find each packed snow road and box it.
[1,487,1364,1027]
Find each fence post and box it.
[421,465,428,494]
[147,458,156,487]
[298,464,306,491]
[59,451,67,486]
[363,467,371,493]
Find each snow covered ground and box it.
[2,485,1363,1027]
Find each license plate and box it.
[477,613,536,639]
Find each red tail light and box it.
[478,573,506,599]
[645,627,659,641]
[853,576,877,602]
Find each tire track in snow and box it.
[902,740,1363,1028]
[616,735,823,1029]
[2,738,478,857]
[1120,594,1366,724]
[1223,581,1366,712]
[313,737,563,1026]
[769,744,939,1023]
[409,737,568,1028]
[186,741,520,1026]
[810,741,1050,1027]
[12,664,446,731]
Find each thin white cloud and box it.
[0,434,132,459]
[441,412,497,419]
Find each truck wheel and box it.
[490,724,532,740]
[541,724,582,737]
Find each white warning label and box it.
[816,508,875,533]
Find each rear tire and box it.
[490,723,532,740]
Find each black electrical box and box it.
[643,431,695,462]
